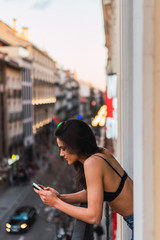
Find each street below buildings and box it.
[0,145,75,240]
[0,187,57,240]
[0,127,106,240]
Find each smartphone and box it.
[33,182,43,190]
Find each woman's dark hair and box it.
[55,119,102,188]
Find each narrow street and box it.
[0,145,75,240]
[0,186,56,240]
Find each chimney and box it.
[12,18,17,31]
[21,27,29,41]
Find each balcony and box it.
[54,82,60,87]
[34,78,54,87]
[9,112,23,122]
[8,89,22,99]
[56,94,65,101]
[32,98,56,106]
[9,134,23,147]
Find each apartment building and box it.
[0,46,34,162]
[54,67,67,121]
[21,55,33,161]
[0,52,23,181]
[64,70,79,119]
[0,53,6,164]
[54,68,79,121]
[79,80,92,122]
[30,44,56,134]
[0,20,56,136]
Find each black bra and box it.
[94,155,128,202]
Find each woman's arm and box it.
[60,189,87,204]
[39,185,87,204]
[34,157,104,225]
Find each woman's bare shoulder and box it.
[83,154,104,169]
[84,154,99,165]
[83,155,104,180]
[83,151,109,169]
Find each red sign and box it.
[105,90,114,118]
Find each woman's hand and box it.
[34,186,60,207]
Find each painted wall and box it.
[120,0,160,239]
[154,0,160,239]
[121,1,133,239]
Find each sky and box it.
[0,0,107,91]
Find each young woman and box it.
[34,119,134,239]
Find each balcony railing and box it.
[8,90,22,98]
[34,78,54,86]
[9,112,23,122]
[56,94,65,100]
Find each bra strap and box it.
[94,155,122,177]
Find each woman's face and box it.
[57,138,79,165]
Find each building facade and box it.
[120,1,160,239]
[0,20,56,136]
[64,71,79,119]
[0,46,34,162]
[54,67,67,121]
[29,44,56,134]
[0,52,23,182]
[79,80,92,122]
[102,0,160,239]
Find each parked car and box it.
[6,206,37,233]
